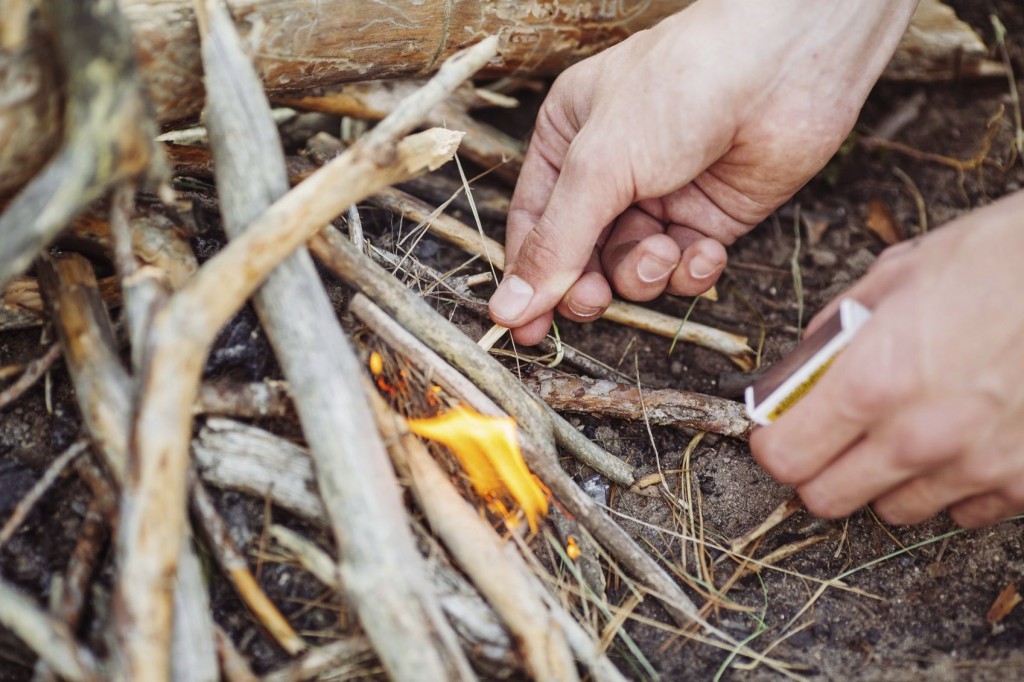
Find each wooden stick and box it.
[37,254,131,483]
[368,187,756,368]
[0,344,61,412]
[212,626,259,682]
[524,368,752,440]
[36,247,221,682]
[170,535,221,682]
[279,81,524,183]
[191,480,306,655]
[0,578,100,682]
[196,1,474,676]
[115,29,490,677]
[0,439,89,551]
[30,496,109,682]
[261,638,375,682]
[194,380,293,418]
[193,418,328,525]
[270,524,519,675]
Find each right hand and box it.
[489,0,920,344]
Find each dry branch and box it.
[196,1,474,676]
[368,187,756,367]
[190,480,306,655]
[524,368,752,440]
[115,32,489,678]
[194,380,292,418]
[37,242,218,682]
[193,418,328,525]
[350,294,636,486]
[37,254,132,483]
[0,579,100,682]
[0,0,163,289]
[271,524,519,675]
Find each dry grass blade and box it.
[729,494,803,555]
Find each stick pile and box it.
[0,2,780,680]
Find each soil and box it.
[3,2,1024,680]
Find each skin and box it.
[490,0,920,345]
[486,0,1024,527]
[752,192,1024,529]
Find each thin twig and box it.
[350,294,636,486]
[0,439,89,551]
[369,390,582,682]
[212,626,259,682]
[0,344,61,412]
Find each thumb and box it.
[490,129,631,327]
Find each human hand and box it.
[751,191,1024,528]
[489,0,919,344]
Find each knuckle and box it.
[515,221,566,275]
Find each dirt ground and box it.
[3,2,1024,680]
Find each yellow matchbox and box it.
[745,299,871,426]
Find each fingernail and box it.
[490,275,534,321]
[689,252,720,279]
[566,301,603,318]
[637,255,674,283]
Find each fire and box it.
[405,406,550,533]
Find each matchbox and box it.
[745,299,871,426]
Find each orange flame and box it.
[406,406,549,533]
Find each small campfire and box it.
[0,1,1014,680]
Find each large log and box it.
[0,0,1001,200]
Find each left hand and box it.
[750,190,1024,528]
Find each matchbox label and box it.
[745,300,871,426]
